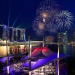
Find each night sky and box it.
[0,0,75,41]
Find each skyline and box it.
[0,0,75,40]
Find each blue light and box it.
[4,25,7,29]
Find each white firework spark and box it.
[54,10,74,30]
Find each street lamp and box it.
[5,26,10,75]
[28,36,31,75]
[57,33,61,75]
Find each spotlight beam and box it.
[8,8,11,27]
[12,14,20,27]
[12,11,23,27]
[17,21,25,28]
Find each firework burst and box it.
[54,10,74,31]
[33,0,60,36]
[33,0,74,38]
[36,0,60,16]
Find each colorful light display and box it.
[1,46,67,75]
[33,0,60,36]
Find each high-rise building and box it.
[12,28,15,41]
[57,33,62,42]
[2,25,9,40]
[20,29,26,41]
[61,31,68,44]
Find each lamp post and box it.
[57,33,61,75]
[6,36,10,75]
[57,43,60,75]
[5,26,10,75]
[28,36,31,75]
